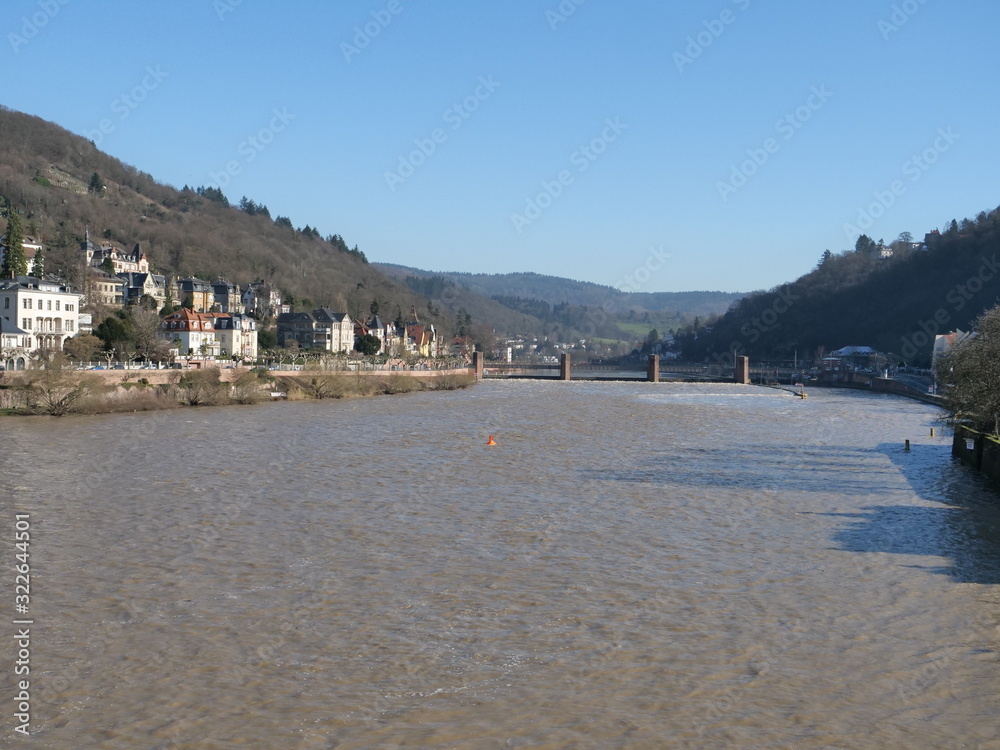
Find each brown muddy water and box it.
[2,381,1000,749]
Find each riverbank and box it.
[0,367,477,416]
[810,371,946,407]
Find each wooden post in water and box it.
[647,354,660,383]
[560,352,572,381]
[735,356,751,384]
[473,351,485,379]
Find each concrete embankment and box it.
[952,425,1000,486]
[810,372,945,407]
[84,366,474,387]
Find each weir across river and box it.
[475,352,787,384]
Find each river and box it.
[3,381,1000,749]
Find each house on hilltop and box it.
[82,231,150,274]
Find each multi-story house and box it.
[0,276,83,351]
[241,281,282,318]
[82,232,150,274]
[362,315,399,354]
[0,318,32,371]
[276,309,353,352]
[176,278,215,312]
[159,308,220,357]
[207,313,258,360]
[313,309,354,353]
[276,312,317,349]
[211,280,241,313]
[406,324,437,357]
[88,268,125,307]
[0,235,44,271]
[118,272,177,309]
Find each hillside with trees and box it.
[0,105,526,346]
[680,215,1000,366]
[376,264,742,315]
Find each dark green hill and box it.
[682,217,1000,366]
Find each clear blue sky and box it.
[4,0,999,293]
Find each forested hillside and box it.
[0,106,467,334]
[681,215,1000,366]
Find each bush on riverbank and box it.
[0,368,476,416]
[278,371,476,400]
[936,305,1000,434]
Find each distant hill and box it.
[375,264,743,317]
[682,215,1000,366]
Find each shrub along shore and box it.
[0,367,477,416]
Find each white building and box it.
[0,276,83,352]
[208,313,258,360]
[0,235,44,271]
[242,281,282,318]
[313,309,354,353]
[0,318,32,370]
[159,308,220,357]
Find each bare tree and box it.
[936,306,1000,434]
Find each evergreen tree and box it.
[89,172,105,193]
[854,234,877,256]
[30,247,44,277]
[1,208,27,278]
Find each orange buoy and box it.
[486,435,497,446]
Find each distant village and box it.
[0,232,450,371]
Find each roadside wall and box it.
[815,372,945,407]
[80,366,474,387]
[952,424,1000,487]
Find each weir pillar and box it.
[735,356,751,384]
[560,352,571,381]
[647,354,660,382]
[473,351,485,379]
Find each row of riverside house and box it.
[0,230,440,369]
